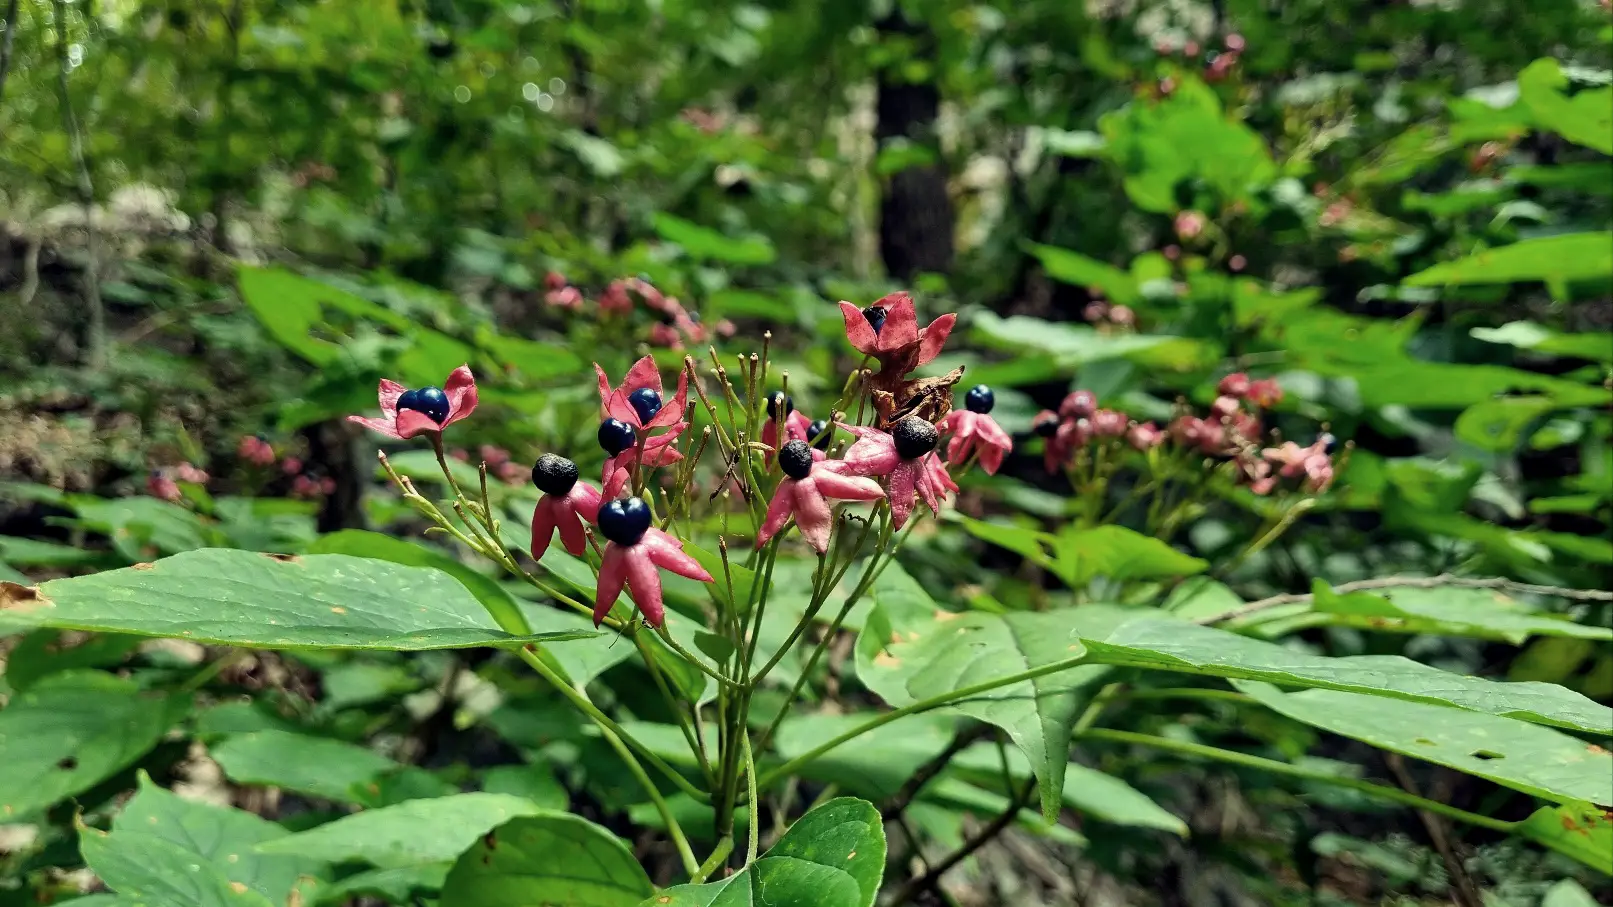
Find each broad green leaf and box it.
[652,213,776,265]
[647,798,885,907]
[1471,322,1613,363]
[313,864,450,905]
[1454,397,1562,452]
[118,773,325,901]
[309,530,532,635]
[857,598,1122,821]
[952,745,1186,836]
[1081,617,1613,735]
[1542,881,1602,907]
[79,823,276,907]
[1518,59,1613,154]
[1023,244,1139,304]
[1,549,596,650]
[1238,682,1613,805]
[258,793,549,869]
[971,312,1210,373]
[1050,525,1207,588]
[1404,233,1613,290]
[1518,804,1613,875]
[1,630,141,691]
[212,730,398,806]
[481,764,569,810]
[1311,582,1613,644]
[0,671,179,820]
[439,812,654,907]
[0,535,103,567]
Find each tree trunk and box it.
[874,11,954,282]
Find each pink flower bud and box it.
[1083,301,1111,323]
[1174,210,1206,240]
[1108,305,1136,327]
[1091,409,1129,437]
[146,472,181,502]
[1247,378,1284,409]
[544,270,568,291]
[716,318,737,338]
[545,286,583,309]
[237,435,276,467]
[1225,33,1246,52]
[1211,394,1241,419]
[174,463,209,485]
[1163,244,1181,261]
[1127,421,1164,451]
[599,280,634,315]
[1060,390,1098,420]
[1228,254,1247,272]
[280,456,303,475]
[649,322,683,349]
[1218,372,1252,398]
[1183,40,1201,57]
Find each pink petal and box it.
[761,420,780,451]
[347,414,404,439]
[810,468,885,502]
[946,432,974,466]
[647,367,688,429]
[595,544,628,626]
[568,482,604,522]
[602,455,623,484]
[937,410,964,436]
[643,530,713,581]
[979,444,1005,475]
[606,388,641,427]
[530,499,559,560]
[395,410,442,439]
[622,546,666,627]
[889,460,918,529]
[757,481,796,547]
[876,293,918,353]
[443,366,478,425]
[912,459,941,515]
[915,313,956,366]
[378,379,407,420]
[835,423,899,477]
[556,498,588,556]
[792,478,834,552]
[977,414,1013,450]
[838,301,878,355]
[623,355,665,396]
[786,409,813,441]
[594,363,616,412]
[602,467,630,502]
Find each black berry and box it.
[1033,411,1060,438]
[892,417,938,460]
[627,387,663,424]
[766,392,793,422]
[532,454,579,495]
[397,386,450,424]
[807,419,833,451]
[965,385,995,414]
[598,496,652,545]
[779,440,814,479]
[598,418,636,455]
[862,305,888,333]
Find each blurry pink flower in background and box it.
[1174,210,1206,241]
[146,472,181,502]
[237,435,275,467]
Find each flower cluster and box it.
[544,272,735,349]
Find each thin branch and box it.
[1196,573,1613,625]
[1386,755,1483,907]
[885,778,1037,905]
[52,0,105,369]
[880,724,993,820]
[0,0,19,106]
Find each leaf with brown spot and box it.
[0,582,51,612]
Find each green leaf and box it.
[971,312,1209,372]
[1236,682,1613,805]
[0,535,104,567]
[313,864,450,905]
[1080,618,1613,735]
[1518,804,1613,875]
[1454,397,1562,452]
[2,630,141,691]
[1404,233,1613,290]
[118,772,326,901]
[1049,525,1208,588]
[258,793,549,869]
[646,798,885,907]
[1311,582,1613,644]
[481,764,569,810]
[857,599,1120,822]
[1518,59,1613,154]
[79,822,276,907]
[1542,880,1602,907]
[236,266,347,366]
[0,671,179,820]
[2,549,596,650]
[1471,321,1613,363]
[211,730,399,806]
[951,745,1186,836]
[438,812,654,907]
[1023,244,1139,304]
[308,530,532,635]
[652,213,776,265]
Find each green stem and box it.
[656,626,743,689]
[758,652,1089,789]
[636,635,713,784]
[743,731,760,866]
[692,836,734,884]
[596,705,701,878]
[1080,728,1516,833]
[516,646,710,803]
